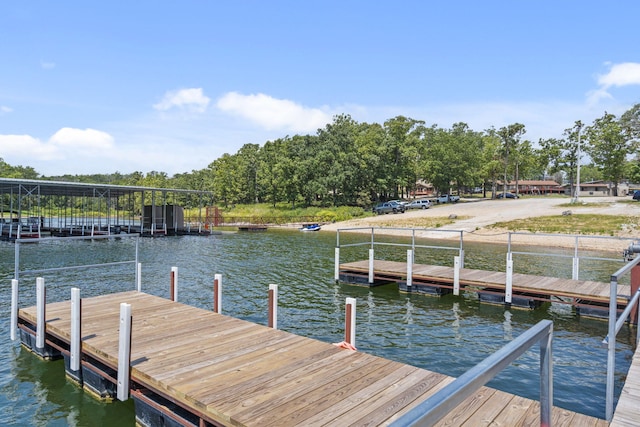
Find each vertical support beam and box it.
[453,256,460,296]
[505,254,513,305]
[213,274,222,313]
[368,249,375,284]
[406,250,413,289]
[605,278,618,421]
[137,263,142,292]
[268,284,278,329]
[117,303,132,402]
[10,279,18,341]
[70,288,82,372]
[345,297,356,348]
[460,248,465,269]
[170,266,178,302]
[539,322,553,427]
[36,277,46,350]
[572,236,580,280]
[631,265,640,325]
[334,247,340,282]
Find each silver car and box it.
[407,199,432,210]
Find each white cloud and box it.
[216,92,333,132]
[588,62,640,105]
[598,62,640,88]
[0,106,13,114]
[0,134,60,160]
[153,88,210,113]
[0,128,116,169]
[40,60,56,70]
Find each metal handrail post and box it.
[605,276,617,421]
[391,320,553,427]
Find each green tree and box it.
[585,112,632,196]
[497,123,526,197]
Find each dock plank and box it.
[17,291,611,426]
[340,260,630,305]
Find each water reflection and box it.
[0,230,635,421]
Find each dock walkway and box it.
[611,344,640,426]
[339,260,631,308]
[18,291,608,426]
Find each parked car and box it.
[407,199,432,210]
[373,201,406,214]
[632,190,640,201]
[435,194,460,204]
[496,192,518,199]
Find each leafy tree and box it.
[497,123,526,197]
[585,112,633,196]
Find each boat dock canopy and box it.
[0,178,215,239]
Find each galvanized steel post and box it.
[36,277,46,351]
[268,284,278,329]
[70,288,82,372]
[117,302,132,401]
[10,279,18,341]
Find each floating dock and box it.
[339,260,631,315]
[17,291,610,426]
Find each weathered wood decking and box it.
[611,344,640,426]
[18,291,609,426]
[339,260,631,306]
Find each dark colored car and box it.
[633,190,640,201]
[496,192,518,199]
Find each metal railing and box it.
[507,232,634,280]
[13,233,140,282]
[603,256,640,421]
[391,319,554,427]
[336,226,464,260]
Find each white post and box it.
[117,303,132,401]
[334,247,340,281]
[506,254,513,304]
[171,266,178,302]
[214,273,222,313]
[345,297,356,347]
[137,263,142,292]
[36,277,45,350]
[70,288,81,372]
[269,284,278,329]
[406,250,413,289]
[10,279,18,341]
[572,257,579,281]
[368,249,375,284]
[453,256,460,296]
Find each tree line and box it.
[2,104,639,209]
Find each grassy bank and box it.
[490,214,640,236]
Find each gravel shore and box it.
[321,196,640,252]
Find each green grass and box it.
[489,214,640,236]
[187,203,368,224]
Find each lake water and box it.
[0,229,635,425]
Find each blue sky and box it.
[1,1,639,176]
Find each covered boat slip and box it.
[0,178,214,240]
[17,291,608,427]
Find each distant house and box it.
[410,180,435,198]
[563,181,630,197]
[498,180,562,195]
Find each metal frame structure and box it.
[0,178,214,239]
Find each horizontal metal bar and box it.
[509,231,636,242]
[391,319,553,427]
[16,233,140,243]
[338,242,372,248]
[611,256,640,281]
[614,289,640,336]
[20,260,136,276]
[510,251,573,260]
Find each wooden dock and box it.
[611,344,640,426]
[339,260,631,311]
[17,291,609,426]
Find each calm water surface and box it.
[0,229,635,425]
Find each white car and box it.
[407,199,432,209]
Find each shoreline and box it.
[320,196,640,253]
